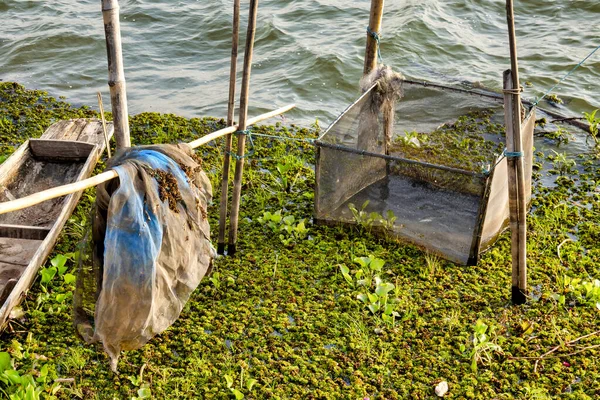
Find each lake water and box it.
[0,0,598,125]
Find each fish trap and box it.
[315,77,535,265]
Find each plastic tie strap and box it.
[366,26,383,63]
[504,150,524,158]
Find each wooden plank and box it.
[41,120,77,140]
[0,141,30,185]
[76,119,113,148]
[0,224,50,240]
[29,139,95,162]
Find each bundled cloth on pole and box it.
[73,144,214,372]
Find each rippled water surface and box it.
[0,1,598,124]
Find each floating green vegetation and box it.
[0,83,599,399]
[389,109,506,172]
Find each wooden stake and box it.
[363,0,385,75]
[228,0,259,256]
[505,0,527,304]
[0,104,295,216]
[101,0,130,149]
[97,92,112,158]
[217,0,242,255]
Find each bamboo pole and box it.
[0,104,295,216]
[227,0,259,256]
[505,0,527,305]
[97,92,112,158]
[363,0,385,75]
[101,0,130,149]
[217,0,242,255]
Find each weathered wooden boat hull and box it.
[0,119,113,329]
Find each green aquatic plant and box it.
[3,82,600,398]
[462,320,503,372]
[583,109,599,144]
[224,368,256,400]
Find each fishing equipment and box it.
[73,144,214,372]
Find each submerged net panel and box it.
[315,77,518,265]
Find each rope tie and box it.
[367,26,383,64]
[502,86,524,95]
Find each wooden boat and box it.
[0,119,113,329]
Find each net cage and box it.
[315,78,535,265]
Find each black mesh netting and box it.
[315,67,535,265]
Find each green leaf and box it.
[24,384,37,400]
[40,267,57,284]
[137,387,151,399]
[246,378,257,391]
[50,254,69,275]
[63,273,76,285]
[375,282,395,297]
[282,215,295,226]
[4,369,21,384]
[384,303,395,316]
[55,293,68,303]
[367,303,380,314]
[370,258,385,271]
[367,293,378,304]
[357,294,369,303]
[353,257,371,268]
[0,352,11,372]
[232,388,244,400]
[224,374,234,389]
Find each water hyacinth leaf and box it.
[375,282,395,297]
[51,254,69,275]
[4,369,21,384]
[246,378,257,391]
[232,388,245,400]
[225,375,234,389]
[137,387,152,399]
[283,215,295,226]
[63,273,76,285]
[0,352,10,372]
[354,257,371,269]
[367,303,380,314]
[367,293,378,304]
[357,293,369,303]
[339,265,353,285]
[384,303,395,316]
[40,267,57,284]
[370,258,385,271]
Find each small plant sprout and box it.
[462,320,503,372]
[224,368,257,400]
[348,201,382,231]
[583,109,599,144]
